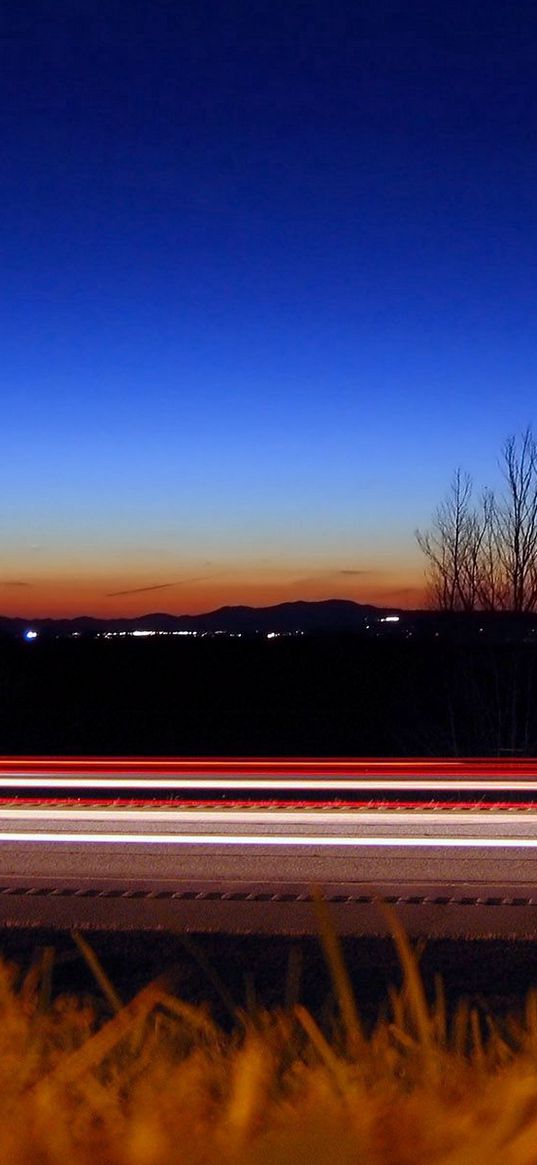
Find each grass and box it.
[1,913,537,1162]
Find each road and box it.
[0,789,537,936]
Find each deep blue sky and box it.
[2,1,536,615]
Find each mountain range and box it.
[0,599,404,637]
[2,599,535,641]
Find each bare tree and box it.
[475,487,506,610]
[418,428,537,613]
[415,429,537,758]
[415,469,482,611]
[494,428,537,612]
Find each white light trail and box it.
[0,808,534,825]
[0,831,536,847]
[1,777,537,792]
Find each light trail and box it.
[0,777,537,793]
[1,807,534,823]
[0,831,536,847]
[1,758,537,805]
[1,757,537,778]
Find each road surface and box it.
[0,776,536,935]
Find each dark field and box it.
[2,927,537,1026]
[0,634,535,756]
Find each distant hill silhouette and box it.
[1,600,536,642]
[0,599,402,637]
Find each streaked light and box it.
[0,776,537,792]
[0,831,535,848]
[0,807,531,826]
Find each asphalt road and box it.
[0,803,537,937]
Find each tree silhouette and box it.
[495,429,537,611]
[415,469,483,611]
[417,427,537,613]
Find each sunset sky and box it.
[2,1,537,618]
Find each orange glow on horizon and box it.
[0,572,427,619]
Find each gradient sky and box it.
[2,1,537,617]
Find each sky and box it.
[2,0,537,617]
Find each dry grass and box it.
[1,913,537,1163]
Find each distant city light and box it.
[24,629,38,641]
[97,628,204,639]
[380,615,400,623]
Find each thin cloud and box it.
[106,576,213,598]
[1,580,32,588]
[107,582,174,598]
[291,569,379,586]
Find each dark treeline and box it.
[1,635,536,757]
